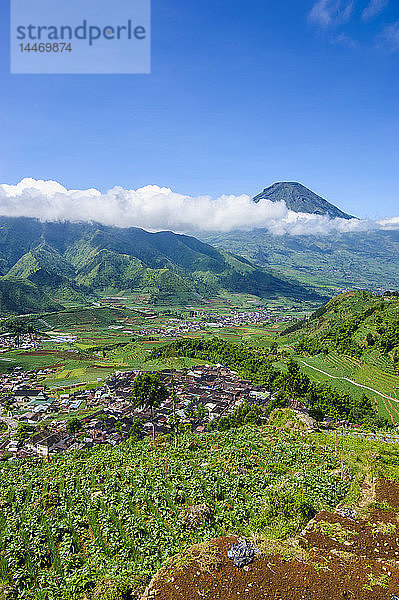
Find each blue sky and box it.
[0,0,398,219]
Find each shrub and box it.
[249,488,316,537]
[90,575,144,600]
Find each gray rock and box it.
[336,507,356,521]
[227,537,256,568]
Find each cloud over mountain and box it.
[0,178,397,236]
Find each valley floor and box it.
[1,295,399,430]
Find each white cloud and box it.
[332,33,358,47]
[381,21,399,51]
[361,0,389,21]
[0,178,398,236]
[308,0,354,27]
[378,216,399,229]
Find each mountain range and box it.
[0,216,319,314]
[200,182,399,291]
[0,182,397,314]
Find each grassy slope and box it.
[199,230,399,290]
[284,290,399,349]
[279,291,399,421]
[1,424,399,599]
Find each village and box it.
[0,306,308,462]
[130,309,294,338]
[0,363,273,460]
[0,331,42,353]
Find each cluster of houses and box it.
[0,366,56,392]
[0,332,42,353]
[196,310,288,326]
[0,364,273,460]
[1,413,128,460]
[132,309,291,339]
[0,360,370,462]
[108,364,272,436]
[0,377,116,426]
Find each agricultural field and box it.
[270,291,399,423]
[2,420,399,600]
[0,298,295,389]
[0,425,351,600]
[290,351,399,423]
[1,291,398,425]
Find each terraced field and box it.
[296,351,399,423]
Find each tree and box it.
[128,417,141,442]
[168,378,180,448]
[196,402,206,421]
[269,341,278,355]
[349,392,375,425]
[113,421,123,434]
[25,322,36,342]
[279,359,310,401]
[184,399,195,420]
[265,392,288,416]
[66,417,82,441]
[214,400,263,432]
[132,373,168,440]
[3,319,33,347]
[16,423,35,441]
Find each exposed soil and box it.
[23,350,92,360]
[377,479,399,508]
[18,350,55,356]
[142,479,399,600]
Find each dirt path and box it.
[301,360,399,403]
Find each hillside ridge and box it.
[0,215,320,313]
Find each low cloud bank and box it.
[0,178,397,236]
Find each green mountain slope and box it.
[277,290,399,422]
[5,242,90,305]
[0,216,321,313]
[199,229,399,290]
[253,182,354,219]
[75,248,211,303]
[7,242,75,280]
[282,290,399,364]
[0,277,62,314]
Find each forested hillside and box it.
[0,216,320,313]
[150,337,388,427]
[284,291,399,368]
[0,278,62,314]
